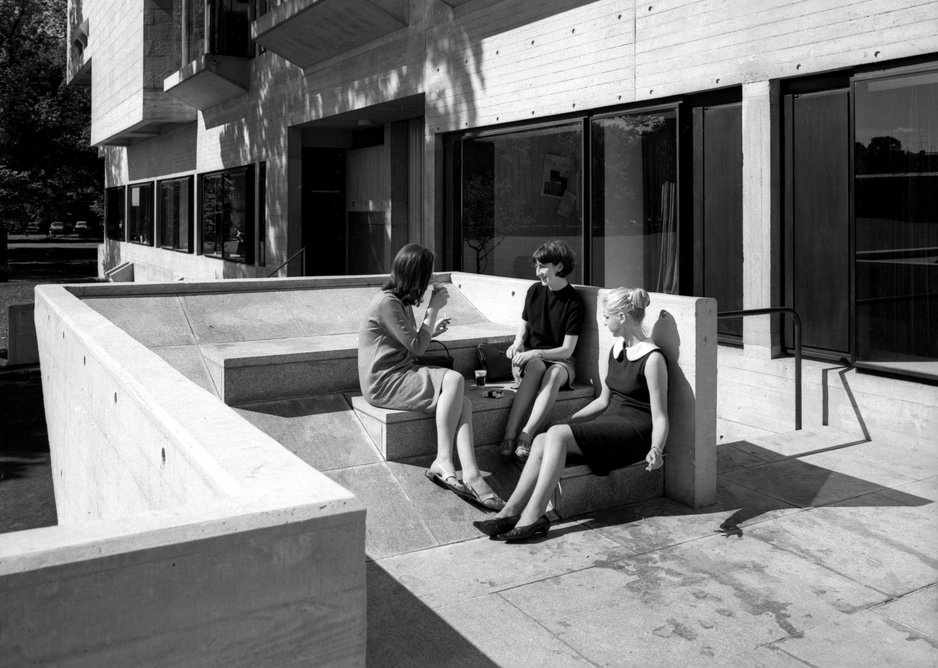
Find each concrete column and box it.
[741,80,782,356]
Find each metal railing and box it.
[717,307,802,430]
[267,247,306,278]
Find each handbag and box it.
[413,339,454,369]
[476,342,514,381]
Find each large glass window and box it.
[256,161,266,266]
[591,109,678,292]
[459,123,583,283]
[200,165,253,263]
[128,183,154,246]
[159,176,193,253]
[854,68,938,367]
[181,0,255,65]
[105,186,125,241]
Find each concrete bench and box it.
[203,323,517,405]
[351,381,595,460]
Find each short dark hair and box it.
[384,243,435,305]
[532,240,575,278]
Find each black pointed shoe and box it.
[472,515,520,537]
[492,515,550,543]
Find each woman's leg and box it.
[493,433,549,519]
[431,370,465,474]
[518,364,569,438]
[502,359,546,441]
[515,424,581,527]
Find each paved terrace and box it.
[10,275,937,666]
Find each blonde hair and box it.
[604,287,651,327]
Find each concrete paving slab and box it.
[793,445,922,491]
[767,608,938,667]
[587,477,802,553]
[738,428,866,458]
[746,492,938,598]
[84,295,195,347]
[232,395,382,471]
[365,560,502,668]
[723,644,814,667]
[878,476,938,505]
[374,523,630,610]
[874,584,938,642]
[497,533,885,666]
[720,456,887,508]
[326,463,439,560]
[385,445,521,545]
[180,292,306,343]
[717,442,775,474]
[150,344,217,396]
[277,287,379,335]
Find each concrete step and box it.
[351,382,595,461]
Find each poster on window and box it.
[541,153,569,198]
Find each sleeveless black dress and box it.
[568,347,665,476]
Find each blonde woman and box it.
[475,287,668,542]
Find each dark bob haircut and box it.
[532,240,575,278]
[383,243,435,306]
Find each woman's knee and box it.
[540,365,568,391]
[442,369,464,394]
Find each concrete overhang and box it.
[252,0,406,70]
[163,54,250,110]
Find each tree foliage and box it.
[0,0,101,230]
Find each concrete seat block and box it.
[204,325,517,404]
[552,461,664,518]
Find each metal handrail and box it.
[717,307,802,430]
[267,247,306,278]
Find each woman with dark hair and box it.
[476,287,669,542]
[499,240,585,461]
[358,243,505,510]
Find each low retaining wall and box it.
[0,284,366,666]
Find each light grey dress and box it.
[358,290,449,411]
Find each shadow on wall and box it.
[651,310,694,448]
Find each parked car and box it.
[48,221,66,236]
[74,220,90,236]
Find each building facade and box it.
[67,0,938,435]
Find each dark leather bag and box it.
[413,339,454,368]
[477,343,514,381]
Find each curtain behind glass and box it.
[460,124,582,282]
[591,111,677,291]
[854,70,938,364]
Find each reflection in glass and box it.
[128,183,153,246]
[200,166,253,262]
[159,177,192,252]
[105,186,125,241]
[591,110,678,292]
[854,70,938,364]
[460,124,582,283]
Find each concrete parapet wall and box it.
[0,283,367,666]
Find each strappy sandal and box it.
[514,433,533,461]
[464,479,507,512]
[499,437,516,457]
[425,468,472,501]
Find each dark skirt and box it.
[568,404,653,476]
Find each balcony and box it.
[252,0,406,71]
[163,0,254,110]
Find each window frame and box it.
[198,164,255,264]
[158,175,195,254]
[105,185,126,242]
[127,181,155,247]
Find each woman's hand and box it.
[645,447,664,472]
[432,318,451,338]
[506,340,524,358]
[428,284,449,310]
[512,349,541,367]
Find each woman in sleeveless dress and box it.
[358,244,505,510]
[474,287,668,541]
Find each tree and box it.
[0,0,101,231]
